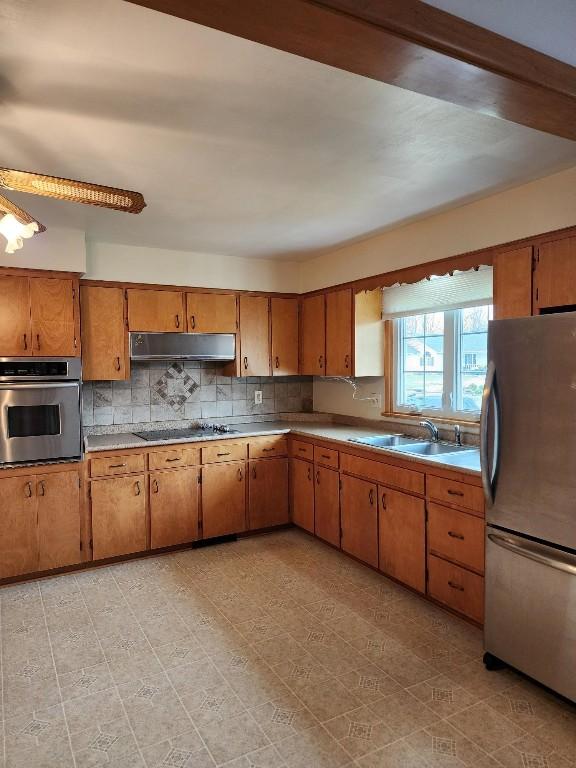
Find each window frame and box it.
[391,305,491,422]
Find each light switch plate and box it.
[254,390,263,405]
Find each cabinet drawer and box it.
[149,446,200,470]
[341,453,424,495]
[202,443,247,464]
[428,503,485,574]
[291,440,314,461]
[427,554,484,624]
[249,436,288,459]
[90,453,145,478]
[427,475,484,516]
[314,445,339,469]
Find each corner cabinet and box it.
[0,274,78,357]
[81,285,129,380]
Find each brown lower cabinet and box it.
[291,458,314,533]
[91,474,147,560]
[427,554,484,624]
[202,461,246,538]
[379,486,426,593]
[0,470,81,579]
[150,467,200,549]
[314,465,340,547]
[248,457,289,529]
[340,475,378,568]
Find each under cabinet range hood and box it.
[130,332,235,361]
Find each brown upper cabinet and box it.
[81,286,129,381]
[0,274,77,357]
[326,289,352,376]
[493,247,533,320]
[186,292,238,333]
[534,236,576,312]
[300,294,326,375]
[271,297,299,376]
[127,288,184,332]
[239,295,271,376]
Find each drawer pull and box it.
[24,481,33,498]
[252,466,257,479]
[381,492,387,510]
[152,479,159,494]
[109,463,127,469]
[262,447,275,453]
[165,457,181,462]
[307,466,312,481]
[243,356,248,370]
[134,481,141,496]
[275,356,280,369]
[318,354,324,369]
[175,314,180,329]
[115,356,121,371]
[38,481,45,497]
[316,470,320,485]
[448,580,464,592]
[23,333,28,351]
[447,489,464,497]
[217,452,231,457]
[298,447,307,452]
[368,488,374,506]
[190,314,196,330]
[344,354,350,369]
[237,468,243,481]
[36,334,41,351]
[321,454,331,460]
[448,530,465,540]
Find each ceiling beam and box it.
[126,0,576,141]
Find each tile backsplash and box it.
[82,361,313,430]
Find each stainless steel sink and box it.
[348,434,416,448]
[392,441,475,456]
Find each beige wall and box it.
[0,227,86,273]
[299,165,576,292]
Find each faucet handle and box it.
[454,424,462,446]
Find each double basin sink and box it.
[348,433,477,459]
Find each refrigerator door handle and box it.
[488,532,576,576]
[480,360,500,505]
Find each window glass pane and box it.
[397,312,445,412]
[457,305,492,411]
[403,315,424,337]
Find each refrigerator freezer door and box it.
[485,527,576,702]
[485,314,576,550]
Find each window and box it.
[394,304,492,419]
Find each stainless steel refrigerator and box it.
[481,313,576,702]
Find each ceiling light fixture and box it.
[0,213,39,254]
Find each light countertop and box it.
[85,420,480,475]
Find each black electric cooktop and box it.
[134,427,238,441]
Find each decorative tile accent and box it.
[289,666,312,681]
[432,735,457,756]
[509,697,535,715]
[432,687,454,703]
[19,662,40,678]
[90,732,120,751]
[136,684,159,700]
[521,754,548,768]
[271,708,296,726]
[162,748,194,767]
[358,675,382,692]
[20,718,51,736]
[348,722,373,741]
[74,674,98,690]
[152,363,199,412]
[307,631,325,643]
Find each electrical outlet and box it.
[254,390,263,405]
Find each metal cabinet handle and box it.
[448,580,464,592]
[115,356,121,372]
[23,334,28,351]
[448,530,465,540]
[175,314,180,329]
[344,354,350,369]
[217,452,231,457]
[243,356,248,370]
[36,334,41,351]
[447,489,464,497]
[24,481,33,498]
[369,488,374,506]
[38,481,45,497]
[275,356,280,369]
[237,468,243,481]
[315,470,320,485]
[190,315,196,330]
[109,463,127,469]
[381,492,387,510]
[165,457,181,462]
[134,481,141,496]
[152,479,159,494]
[321,454,331,460]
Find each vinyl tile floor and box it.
[0,529,574,768]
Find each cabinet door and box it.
[314,466,340,547]
[91,475,147,560]
[150,467,199,548]
[186,292,237,333]
[0,275,31,356]
[37,470,81,571]
[0,476,38,578]
[127,288,184,332]
[291,459,314,533]
[326,289,352,376]
[493,247,533,319]
[271,297,299,376]
[30,277,76,356]
[248,457,289,530]
[379,486,426,592]
[81,286,129,380]
[340,474,378,567]
[300,295,325,375]
[535,237,576,311]
[202,462,246,538]
[239,295,270,376]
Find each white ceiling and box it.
[1,0,576,261]
[422,0,576,66]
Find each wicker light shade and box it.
[0,192,46,232]
[0,169,146,214]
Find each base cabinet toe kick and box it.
[0,433,484,624]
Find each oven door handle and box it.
[0,382,79,390]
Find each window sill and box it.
[380,411,480,434]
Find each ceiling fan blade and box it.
[0,168,146,214]
[0,192,46,232]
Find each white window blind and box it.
[382,266,493,319]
